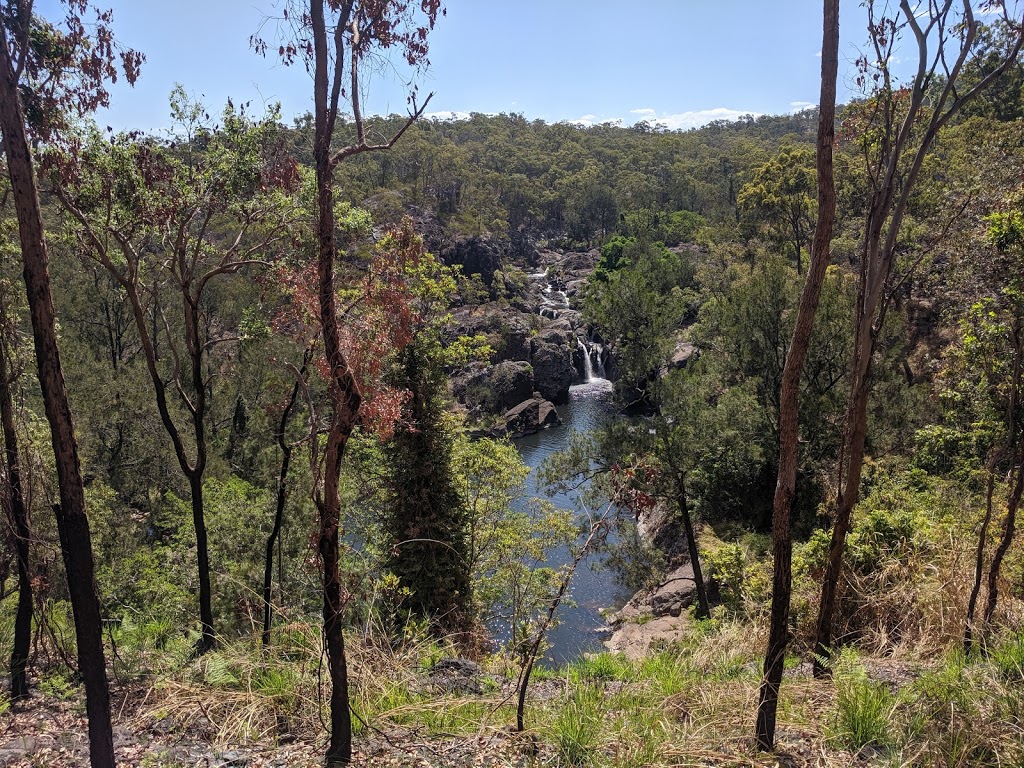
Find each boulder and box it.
[429,657,484,696]
[650,564,698,618]
[530,329,577,404]
[503,397,560,437]
[668,341,697,370]
[452,360,535,415]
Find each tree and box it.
[738,146,817,274]
[813,0,1024,677]
[52,97,301,653]
[382,242,478,639]
[263,343,313,646]
[257,2,442,761]
[0,3,141,765]
[584,239,696,404]
[0,264,31,700]
[754,0,838,750]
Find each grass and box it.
[827,651,897,753]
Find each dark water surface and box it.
[511,379,632,664]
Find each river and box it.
[511,377,631,665]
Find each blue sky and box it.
[38,1,907,132]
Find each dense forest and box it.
[3,1,1024,766]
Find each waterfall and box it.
[577,336,593,382]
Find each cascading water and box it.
[577,336,594,381]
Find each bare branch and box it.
[330,91,434,167]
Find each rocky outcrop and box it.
[649,564,698,618]
[604,563,705,658]
[448,248,612,417]
[453,360,535,414]
[441,236,504,288]
[530,329,578,404]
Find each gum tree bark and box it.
[0,26,115,767]
[754,0,839,750]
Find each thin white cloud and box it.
[790,101,815,112]
[567,114,623,127]
[630,107,657,117]
[631,107,762,131]
[424,110,473,121]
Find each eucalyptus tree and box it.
[51,96,302,653]
[0,3,141,764]
[256,2,443,761]
[755,0,839,748]
[738,146,817,275]
[813,0,1024,676]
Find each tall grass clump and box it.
[827,650,897,754]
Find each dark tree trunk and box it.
[981,322,1024,632]
[0,308,31,700]
[677,481,709,620]
[189,474,215,653]
[263,355,307,647]
[983,464,1024,627]
[311,3,359,762]
[0,39,115,768]
[964,466,996,654]
[755,0,838,750]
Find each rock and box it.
[668,341,697,369]
[429,658,484,695]
[454,360,535,414]
[604,615,689,660]
[441,236,504,289]
[637,502,688,567]
[216,750,250,767]
[530,330,576,404]
[650,564,698,617]
[503,397,560,437]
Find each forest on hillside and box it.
[3,1,1024,767]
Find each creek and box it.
[511,278,630,662]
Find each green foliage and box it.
[584,240,696,395]
[567,653,633,684]
[458,435,576,651]
[551,683,605,766]
[828,651,897,753]
[737,145,816,269]
[991,631,1024,683]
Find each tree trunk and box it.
[755,0,838,750]
[263,357,307,647]
[0,42,115,768]
[311,3,359,762]
[812,338,872,677]
[190,474,215,653]
[983,464,1024,627]
[964,466,996,654]
[981,321,1024,632]
[0,309,31,700]
[677,481,709,619]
